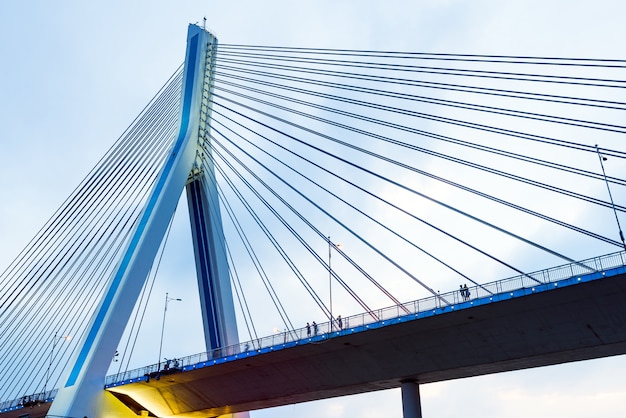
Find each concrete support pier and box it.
[401,380,422,418]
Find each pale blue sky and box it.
[1,1,626,417]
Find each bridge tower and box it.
[48,24,243,417]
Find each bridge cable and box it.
[117,210,175,376]
[0,95,178,366]
[207,137,335,318]
[213,75,626,159]
[0,69,182,401]
[209,95,601,272]
[208,129,379,316]
[214,67,626,182]
[209,115,424,303]
[201,169,281,344]
[209,121,449,305]
[218,45,626,67]
[215,54,626,89]
[192,166,263,344]
[212,85,625,213]
[207,149,301,332]
[209,110,488,295]
[215,60,626,112]
[215,69,626,135]
[207,88,621,246]
[3,75,183,334]
[212,98,571,282]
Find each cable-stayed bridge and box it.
[1,24,625,417]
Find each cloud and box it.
[1,0,626,416]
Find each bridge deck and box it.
[104,268,626,417]
[3,266,625,417]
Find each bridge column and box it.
[47,24,218,418]
[186,176,239,354]
[401,380,422,418]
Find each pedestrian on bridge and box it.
[464,284,470,300]
[306,322,311,337]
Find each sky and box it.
[1,1,626,417]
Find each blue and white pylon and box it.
[48,24,243,417]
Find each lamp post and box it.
[328,236,332,329]
[328,237,342,330]
[158,292,181,371]
[44,332,70,397]
[596,145,626,251]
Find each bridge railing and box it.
[101,251,624,388]
[0,389,57,411]
[4,251,622,407]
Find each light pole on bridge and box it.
[158,292,182,371]
[595,144,626,252]
[44,332,70,397]
[328,237,342,330]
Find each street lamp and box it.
[44,333,70,396]
[158,292,181,371]
[595,145,626,251]
[328,237,342,330]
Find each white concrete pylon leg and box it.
[47,24,216,418]
[401,380,422,418]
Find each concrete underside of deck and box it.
[99,272,626,417]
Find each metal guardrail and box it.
[2,251,624,411]
[0,389,57,412]
[103,251,626,388]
